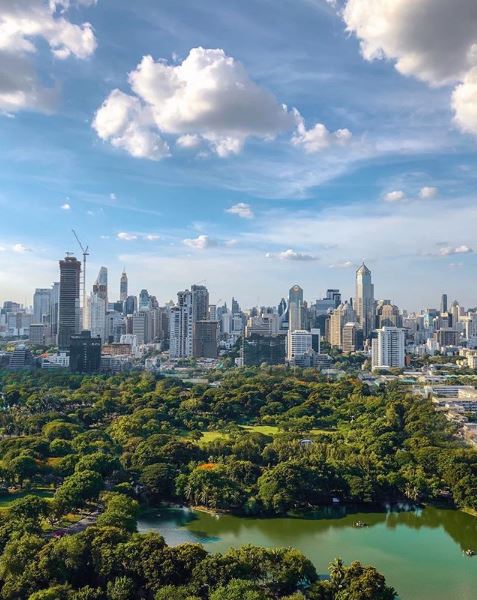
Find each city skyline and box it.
[1,1,477,308]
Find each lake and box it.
[138,505,477,600]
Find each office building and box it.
[242,334,286,366]
[372,327,405,370]
[33,288,51,325]
[69,330,102,373]
[169,290,193,358]
[441,294,448,314]
[288,285,303,331]
[120,269,128,301]
[376,300,401,328]
[29,323,45,346]
[330,302,356,349]
[342,322,360,353]
[287,329,312,361]
[193,320,219,358]
[58,255,81,350]
[355,263,375,339]
[124,295,137,316]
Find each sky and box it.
[1,0,477,311]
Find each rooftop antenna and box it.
[72,230,89,329]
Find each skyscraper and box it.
[50,282,60,342]
[93,267,108,304]
[191,284,209,322]
[120,269,128,302]
[372,327,405,370]
[288,285,303,332]
[355,263,375,340]
[33,288,51,324]
[330,301,356,349]
[58,255,81,350]
[441,294,448,314]
[169,290,193,358]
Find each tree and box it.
[97,494,139,532]
[53,470,103,515]
[9,495,50,530]
[106,577,136,600]
[8,454,38,487]
[140,463,176,503]
[28,584,72,600]
[209,579,267,600]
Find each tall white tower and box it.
[355,263,374,339]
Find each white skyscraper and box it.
[287,329,312,361]
[89,293,107,342]
[33,288,51,324]
[355,263,375,340]
[372,326,405,370]
[288,285,303,332]
[169,290,193,358]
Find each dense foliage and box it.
[0,366,476,597]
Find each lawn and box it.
[0,487,55,511]
[188,425,336,445]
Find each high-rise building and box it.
[120,270,128,301]
[89,292,107,342]
[330,302,356,349]
[93,267,108,303]
[193,320,219,358]
[50,282,60,342]
[169,290,193,358]
[355,263,375,340]
[191,284,209,322]
[441,294,448,314]
[124,295,137,316]
[288,285,303,332]
[287,329,312,361]
[231,297,240,315]
[58,255,81,350]
[33,288,51,325]
[376,300,401,328]
[139,289,151,311]
[242,334,286,366]
[372,327,405,370]
[342,322,359,353]
[69,330,102,373]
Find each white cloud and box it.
[226,202,254,219]
[292,111,352,153]
[117,232,138,241]
[452,67,477,135]
[145,234,160,241]
[93,47,308,159]
[93,89,170,160]
[384,190,405,202]
[440,244,473,256]
[266,248,318,261]
[176,134,201,149]
[12,243,31,253]
[183,234,219,250]
[329,260,354,269]
[449,262,464,269]
[0,245,5,252]
[0,0,97,112]
[419,186,438,199]
[61,202,71,210]
[110,192,117,201]
[342,0,477,136]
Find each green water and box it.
[138,505,477,600]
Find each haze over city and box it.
[1,0,477,309]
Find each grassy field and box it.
[0,487,55,511]
[195,424,335,444]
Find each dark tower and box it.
[58,255,81,350]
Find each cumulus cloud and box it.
[145,234,160,241]
[419,186,438,199]
[12,243,31,253]
[176,134,201,149]
[266,249,318,261]
[183,234,219,250]
[329,260,354,269]
[93,90,170,160]
[226,202,254,219]
[61,202,71,210]
[94,47,347,159]
[384,190,405,202]
[117,232,138,241]
[439,244,473,256]
[0,0,97,112]
[292,111,352,153]
[342,0,477,136]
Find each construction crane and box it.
[72,230,89,329]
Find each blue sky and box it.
[1,0,477,310]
